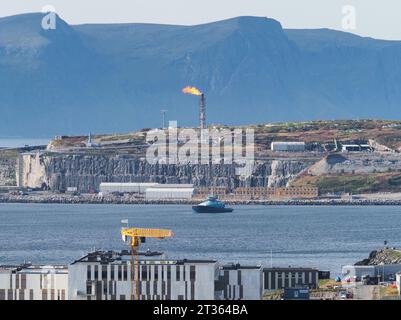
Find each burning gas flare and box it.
[182,86,202,96]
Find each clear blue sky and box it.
[2,0,400,40]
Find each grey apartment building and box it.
[215,264,263,300]
[263,267,319,291]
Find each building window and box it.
[86,281,92,295]
[176,267,180,281]
[190,266,196,281]
[110,265,115,280]
[118,265,122,281]
[102,265,107,280]
[42,289,47,300]
[123,265,128,281]
[167,266,171,280]
[50,289,55,301]
[94,265,99,280]
[87,265,91,280]
[103,280,108,295]
[154,267,159,281]
[141,265,148,281]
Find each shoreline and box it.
[2,194,401,206]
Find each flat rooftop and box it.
[221,263,262,270]
[0,264,68,274]
[263,267,319,272]
[71,250,216,265]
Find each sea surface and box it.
[0,204,400,276]
[0,138,49,148]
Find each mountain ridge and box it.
[1,13,401,136]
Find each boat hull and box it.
[192,205,234,213]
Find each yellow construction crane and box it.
[121,227,174,300]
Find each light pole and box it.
[161,109,168,129]
[270,249,273,269]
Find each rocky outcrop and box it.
[355,249,401,265]
[308,152,401,175]
[20,152,313,192]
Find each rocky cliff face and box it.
[0,154,16,186]
[21,152,313,192]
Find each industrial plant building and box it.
[271,142,306,152]
[269,186,319,199]
[98,183,319,201]
[342,264,401,282]
[0,264,68,300]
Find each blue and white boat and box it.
[192,195,234,213]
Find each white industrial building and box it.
[342,264,401,281]
[0,264,68,300]
[145,184,194,201]
[99,182,195,200]
[68,250,216,300]
[271,142,305,152]
[99,182,158,194]
[341,144,372,152]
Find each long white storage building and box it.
[145,184,194,200]
[271,142,305,152]
[99,183,158,194]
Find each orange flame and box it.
[182,86,202,96]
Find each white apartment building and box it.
[0,264,68,300]
[68,250,216,300]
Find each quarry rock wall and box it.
[19,153,314,192]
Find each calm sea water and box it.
[0,204,400,276]
[0,138,49,148]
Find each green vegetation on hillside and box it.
[293,173,401,194]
